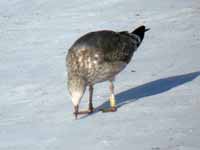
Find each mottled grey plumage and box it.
[66,25,149,118]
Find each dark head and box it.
[131,25,150,44]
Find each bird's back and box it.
[66,30,140,84]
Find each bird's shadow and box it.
[80,71,200,119]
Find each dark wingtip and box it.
[132,25,150,34]
[131,25,149,43]
[145,28,150,32]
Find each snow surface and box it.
[0,0,200,149]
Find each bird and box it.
[66,25,149,119]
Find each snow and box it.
[0,0,200,149]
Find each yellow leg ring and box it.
[110,94,116,107]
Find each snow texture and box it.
[0,0,200,150]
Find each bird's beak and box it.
[145,28,150,32]
[73,105,79,119]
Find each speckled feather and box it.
[66,30,141,85]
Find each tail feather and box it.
[131,25,150,43]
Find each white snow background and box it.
[0,0,200,150]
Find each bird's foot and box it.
[88,106,94,113]
[101,94,117,112]
[74,110,90,115]
[73,108,94,116]
[100,107,117,113]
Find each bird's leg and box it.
[109,81,117,111]
[73,85,94,118]
[101,81,117,112]
[88,85,94,113]
[73,105,79,119]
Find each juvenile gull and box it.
[66,25,149,119]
